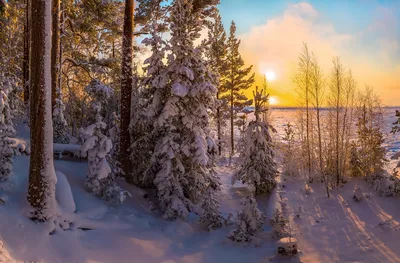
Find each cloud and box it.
[238,2,400,106]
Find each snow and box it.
[282,176,400,263]
[2,108,400,262]
[55,171,76,213]
[0,156,277,263]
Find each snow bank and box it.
[54,143,81,154]
[55,171,76,213]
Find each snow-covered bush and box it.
[353,184,363,202]
[53,88,70,144]
[81,103,130,204]
[371,170,400,197]
[270,209,289,238]
[0,88,16,181]
[229,195,265,242]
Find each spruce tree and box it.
[149,0,219,220]
[223,21,254,155]
[233,86,278,195]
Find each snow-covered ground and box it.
[282,177,400,263]
[0,139,277,262]
[2,108,400,263]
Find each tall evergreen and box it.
[149,0,219,220]
[205,12,228,155]
[233,86,277,195]
[224,21,254,155]
[130,0,167,187]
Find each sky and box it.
[218,0,400,106]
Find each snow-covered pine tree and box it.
[0,86,16,181]
[200,132,224,231]
[149,0,218,220]
[233,86,278,196]
[223,21,254,155]
[130,1,168,187]
[81,103,129,204]
[53,88,70,144]
[229,195,265,242]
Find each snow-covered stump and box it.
[277,237,298,256]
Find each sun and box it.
[265,71,276,82]
[269,96,279,105]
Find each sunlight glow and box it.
[265,71,276,81]
[269,96,279,105]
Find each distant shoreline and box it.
[270,106,400,110]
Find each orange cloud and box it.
[238,2,400,106]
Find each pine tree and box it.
[229,195,265,242]
[28,0,58,221]
[149,0,218,220]
[204,12,228,155]
[53,88,69,144]
[0,86,16,181]
[224,21,254,155]
[120,0,135,179]
[130,1,167,187]
[233,87,278,196]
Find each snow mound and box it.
[55,171,76,213]
[277,237,298,255]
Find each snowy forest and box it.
[1,0,400,262]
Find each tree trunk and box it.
[216,91,222,155]
[28,0,57,221]
[51,0,60,112]
[230,86,234,156]
[59,0,64,93]
[336,83,340,186]
[120,0,134,182]
[23,0,30,103]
